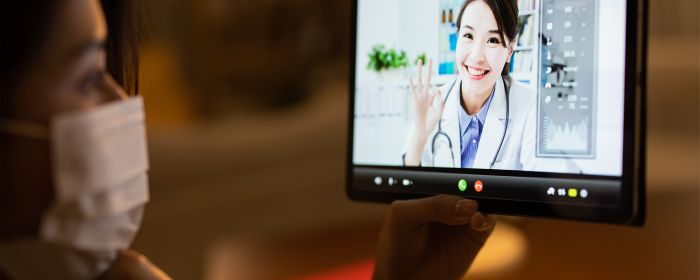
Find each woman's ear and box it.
[507,35,518,60]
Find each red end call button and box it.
[474,180,483,193]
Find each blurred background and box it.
[131,0,699,279]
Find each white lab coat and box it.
[407,76,538,170]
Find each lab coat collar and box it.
[473,77,508,169]
[441,79,462,168]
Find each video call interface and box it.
[351,0,629,205]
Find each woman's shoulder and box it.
[508,78,535,97]
[438,80,456,93]
[506,77,537,109]
[438,80,459,102]
[507,78,535,95]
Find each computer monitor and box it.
[346,0,646,225]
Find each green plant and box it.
[367,44,410,72]
[414,53,426,66]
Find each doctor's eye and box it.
[462,32,473,40]
[486,37,501,47]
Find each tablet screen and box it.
[348,0,644,224]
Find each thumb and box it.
[468,212,496,246]
[388,195,478,232]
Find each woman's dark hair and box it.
[456,0,519,76]
[101,0,140,97]
[0,0,140,100]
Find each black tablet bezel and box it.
[345,0,647,225]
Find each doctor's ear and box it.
[512,34,519,47]
[507,35,518,57]
[507,45,515,61]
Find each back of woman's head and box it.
[0,1,61,95]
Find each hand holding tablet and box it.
[374,195,494,280]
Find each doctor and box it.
[404,0,536,170]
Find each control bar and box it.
[353,167,621,208]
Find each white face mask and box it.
[0,97,149,280]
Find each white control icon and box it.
[580,189,588,198]
[547,187,555,195]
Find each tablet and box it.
[346,0,646,225]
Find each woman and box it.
[0,0,170,279]
[405,0,536,170]
[0,0,493,279]
[0,0,174,279]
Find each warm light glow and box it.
[465,220,528,278]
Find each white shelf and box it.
[519,10,537,16]
[511,72,535,80]
[511,0,539,91]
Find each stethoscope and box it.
[430,76,510,168]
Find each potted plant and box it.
[367,44,426,85]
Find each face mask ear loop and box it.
[0,118,49,139]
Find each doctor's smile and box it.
[465,65,490,80]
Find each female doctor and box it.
[405,0,536,170]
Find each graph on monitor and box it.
[540,116,592,155]
[536,0,597,158]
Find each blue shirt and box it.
[459,88,495,168]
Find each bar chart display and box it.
[537,0,598,158]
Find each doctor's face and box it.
[456,0,513,96]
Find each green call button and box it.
[458,179,468,192]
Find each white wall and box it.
[353,0,442,165]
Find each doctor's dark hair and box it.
[0,0,140,99]
[456,0,519,76]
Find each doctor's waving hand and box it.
[404,0,536,171]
